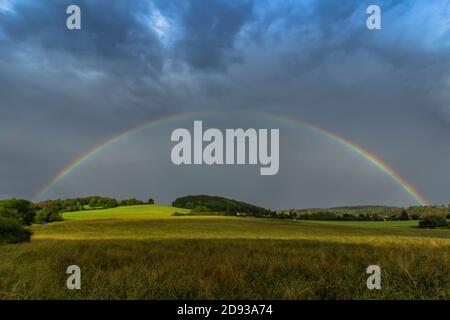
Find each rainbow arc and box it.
[33,111,429,206]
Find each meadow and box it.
[0,205,448,299]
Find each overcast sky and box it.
[0,0,449,209]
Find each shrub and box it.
[399,210,411,221]
[0,217,32,244]
[372,214,386,221]
[191,206,209,213]
[35,209,63,224]
[310,211,337,221]
[0,199,36,225]
[297,213,310,220]
[411,213,421,220]
[418,215,448,229]
[119,198,144,206]
[338,213,358,221]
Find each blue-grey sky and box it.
[0,0,449,209]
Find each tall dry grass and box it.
[0,239,448,299]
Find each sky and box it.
[0,0,449,209]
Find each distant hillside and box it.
[329,205,398,210]
[172,195,272,216]
[287,206,402,216]
[278,204,449,221]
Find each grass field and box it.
[0,204,449,299]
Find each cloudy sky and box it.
[0,0,449,209]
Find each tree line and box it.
[172,196,450,229]
[277,205,450,221]
[0,196,155,244]
[37,196,155,216]
[271,205,450,228]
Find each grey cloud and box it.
[1,0,164,77]
[171,0,254,71]
[0,0,449,207]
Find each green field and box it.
[0,204,449,299]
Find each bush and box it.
[399,210,411,221]
[335,213,355,221]
[411,213,421,220]
[119,198,144,206]
[191,206,209,213]
[309,211,338,221]
[0,217,32,244]
[35,209,63,224]
[418,215,448,229]
[372,214,386,221]
[0,199,36,225]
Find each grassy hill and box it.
[62,204,189,220]
[172,195,272,216]
[0,204,448,299]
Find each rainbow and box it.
[33,112,189,199]
[260,112,429,206]
[33,111,429,205]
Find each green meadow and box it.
[0,204,448,299]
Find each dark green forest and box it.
[172,195,272,216]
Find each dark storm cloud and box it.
[0,0,163,77]
[0,0,449,206]
[0,0,255,75]
[172,0,254,71]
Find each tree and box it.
[148,198,155,204]
[119,198,144,206]
[88,198,98,208]
[35,208,63,224]
[0,199,36,226]
[105,199,118,208]
[419,215,448,229]
[0,217,32,244]
[399,210,410,221]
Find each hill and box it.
[172,195,272,216]
[63,204,189,220]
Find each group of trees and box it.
[172,196,449,229]
[0,199,62,230]
[0,196,156,245]
[0,199,36,225]
[419,215,449,229]
[172,195,272,217]
[275,205,450,228]
[36,196,155,214]
[0,216,32,244]
[0,199,34,244]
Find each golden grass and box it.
[0,205,448,299]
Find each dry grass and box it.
[0,205,448,300]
